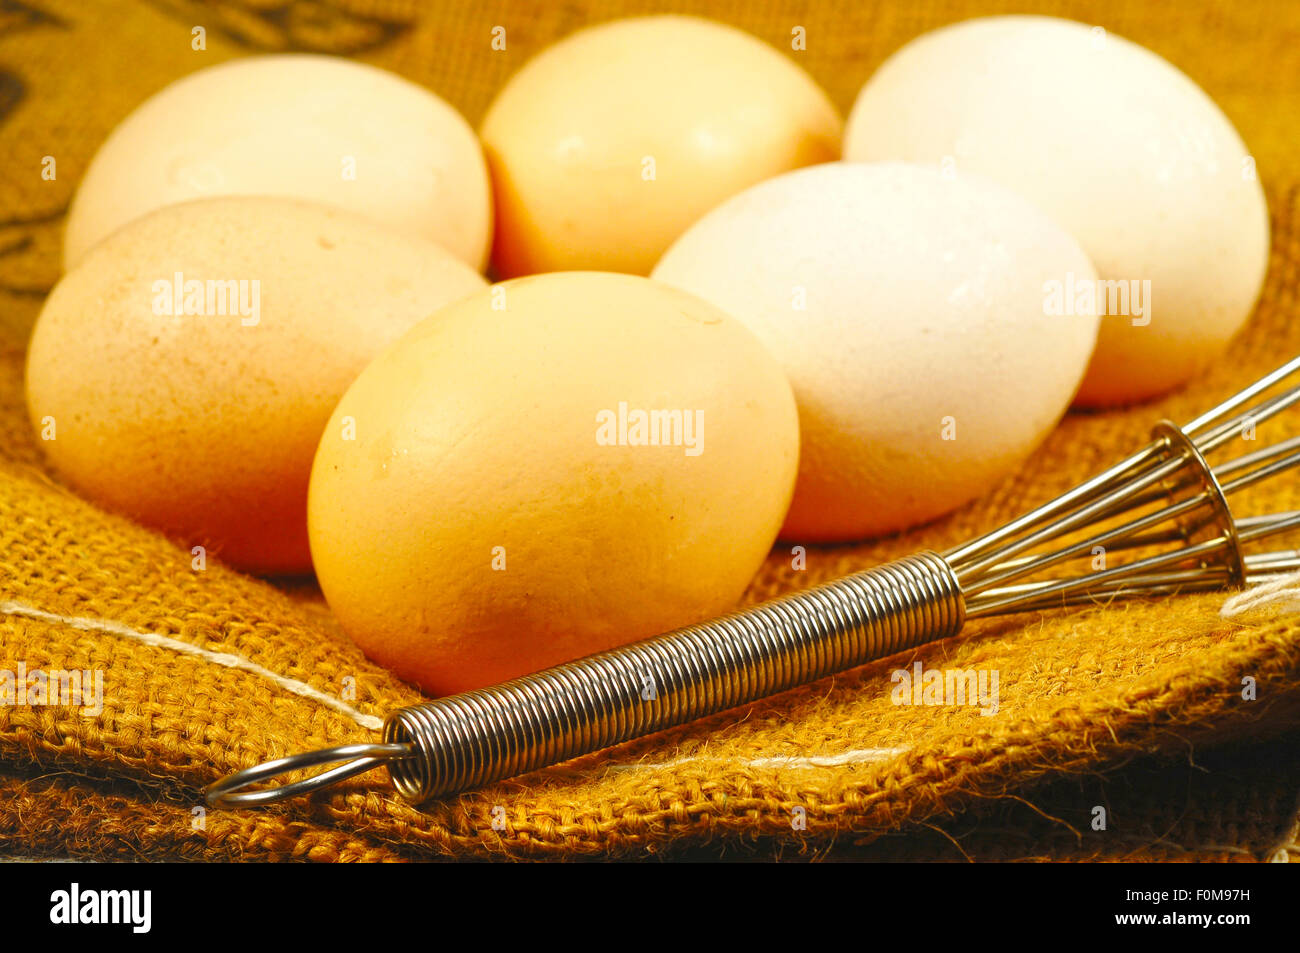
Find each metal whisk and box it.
[207,355,1300,809]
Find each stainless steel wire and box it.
[206,355,1300,809]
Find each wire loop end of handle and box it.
[205,742,412,809]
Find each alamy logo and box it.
[1043,271,1152,326]
[49,883,151,933]
[890,661,999,716]
[151,271,260,326]
[0,663,103,716]
[596,402,703,456]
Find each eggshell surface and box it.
[26,196,488,574]
[844,15,1270,406]
[480,15,842,277]
[308,272,800,696]
[64,54,492,270]
[653,161,1101,542]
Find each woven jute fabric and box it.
[2,0,1300,861]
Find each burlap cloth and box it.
[1,0,1299,862]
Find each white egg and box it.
[652,161,1100,542]
[844,15,1269,406]
[64,54,492,270]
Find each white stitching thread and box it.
[0,600,384,730]
[1220,570,1300,618]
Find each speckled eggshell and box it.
[653,161,1101,543]
[844,15,1270,406]
[64,54,492,270]
[27,196,488,574]
[308,272,800,696]
[480,15,842,277]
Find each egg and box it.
[480,15,842,277]
[653,161,1100,542]
[308,272,799,695]
[64,54,492,270]
[844,16,1270,406]
[26,196,487,574]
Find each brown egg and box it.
[308,272,800,695]
[26,196,487,574]
[481,15,842,277]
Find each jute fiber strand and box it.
[1,0,1299,861]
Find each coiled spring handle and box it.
[206,551,964,807]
